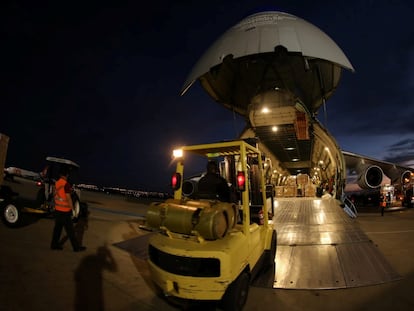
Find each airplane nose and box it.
[180,10,354,116]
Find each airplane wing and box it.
[342,150,413,189]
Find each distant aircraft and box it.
[342,151,413,208]
[180,10,414,202]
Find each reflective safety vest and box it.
[54,178,72,212]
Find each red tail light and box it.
[237,171,246,191]
[171,173,181,191]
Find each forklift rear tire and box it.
[221,271,250,311]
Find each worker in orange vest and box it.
[380,194,387,216]
[50,165,86,252]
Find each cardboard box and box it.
[283,186,297,197]
[286,176,297,186]
[304,184,316,197]
[275,186,284,197]
[297,173,309,185]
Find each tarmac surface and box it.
[1,191,414,311]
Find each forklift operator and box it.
[197,160,231,202]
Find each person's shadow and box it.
[74,245,118,311]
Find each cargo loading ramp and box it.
[272,197,401,289]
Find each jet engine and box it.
[182,179,199,197]
[181,175,207,198]
[401,170,413,188]
[357,165,384,189]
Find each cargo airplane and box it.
[178,10,413,289]
[180,10,413,205]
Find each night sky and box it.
[2,0,414,192]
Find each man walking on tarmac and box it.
[50,165,86,252]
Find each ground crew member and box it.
[50,165,86,252]
[198,160,231,202]
[380,194,386,216]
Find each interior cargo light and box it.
[237,171,246,191]
[171,173,181,191]
[261,107,270,114]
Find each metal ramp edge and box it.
[270,197,401,289]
